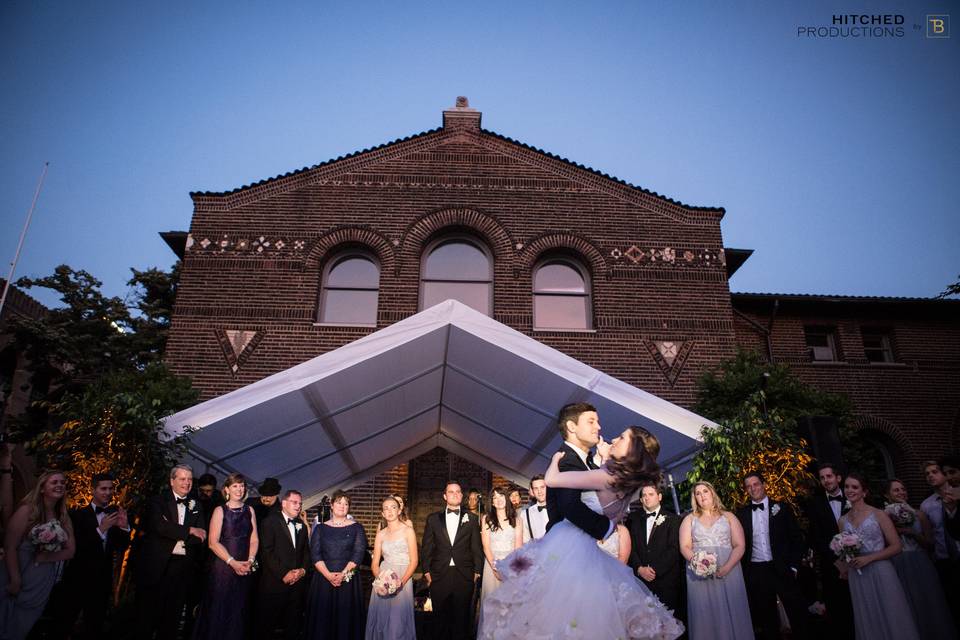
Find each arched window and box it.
[420,237,492,315]
[319,251,379,325]
[533,257,591,330]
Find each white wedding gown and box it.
[478,491,684,640]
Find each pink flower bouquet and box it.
[830,531,864,575]
[689,550,718,578]
[373,569,402,597]
[29,520,68,553]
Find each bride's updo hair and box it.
[605,426,661,498]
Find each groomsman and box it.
[804,463,853,640]
[627,483,683,620]
[421,481,483,640]
[920,459,960,627]
[255,489,312,640]
[521,474,549,542]
[135,464,207,640]
[736,472,810,640]
[49,473,130,639]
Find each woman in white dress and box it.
[882,479,956,639]
[478,487,522,625]
[479,425,683,640]
[838,472,919,640]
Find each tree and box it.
[5,262,197,511]
[937,274,960,299]
[686,349,859,512]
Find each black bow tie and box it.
[287,518,299,526]
[751,503,765,511]
[447,509,460,516]
[643,511,659,520]
[175,497,189,505]
[828,495,844,503]
[94,506,110,515]
[536,505,546,512]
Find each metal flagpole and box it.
[0,162,49,319]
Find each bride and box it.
[478,424,684,640]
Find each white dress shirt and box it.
[826,491,843,522]
[284,514,298,548]
[921,493,960,560]
[645,509,660,544]
[444,508,461,565]
[172,492,188,556]
[750,496,773,562]
[523,503,549,541]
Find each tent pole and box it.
[668,472,681,514]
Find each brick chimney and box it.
[442,96,481,131]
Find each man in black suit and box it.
[737,472,811,640]
[255,489,312,640]
[134,463,208,640]
[545,402,615,542]
[48,472,130,639]
[627,483,684,621]
[804,462,853,640]
[247,476,283,525]
[420,481,483,640]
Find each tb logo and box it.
[926,15,950,38]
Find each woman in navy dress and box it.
[305,490,368,640]
[193,473,258,640]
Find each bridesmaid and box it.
[883,479,956,639]
[193,472,258,640]
[305,490,368,640]
[837,472,919,640]
[679,481,752,640]
[0,470,75,640]
[365,496,418,640]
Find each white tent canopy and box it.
[163,300,713,506]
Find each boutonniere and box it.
[770,503,781,516]
[294,522,302,531]
[461,514,469,525]
[187,499,196,512]
[654,515,666,527]
[843,500,852,512]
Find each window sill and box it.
[312,322,378,329]
[532,328,597,334]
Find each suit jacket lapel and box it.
[165,491,180,524]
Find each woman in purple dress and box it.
[193,473,259,640]
[305,490,368,640]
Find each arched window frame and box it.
[317,249,380,326]
[419,234,494,316]
[532,255,593,331]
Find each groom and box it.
[546,402,616,541]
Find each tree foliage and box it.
[686,349,859,512]
[937,274,960,299]
[6,263,196,510]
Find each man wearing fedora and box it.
[247,477,283,525]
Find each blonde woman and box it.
[679,481,752,640]
[0,470,76,640]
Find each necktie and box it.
[587,454,599,470]
[94,506,109,515]
[175,497,189,505]
[537,505,546,512]
[828,495,844,503]
[751,503,764,511]
[447,509,460,515]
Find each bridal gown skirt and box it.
[478,520,684,640]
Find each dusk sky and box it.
[2,1,958,309]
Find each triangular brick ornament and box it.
[215,328,265,375]
[643,339,694,386]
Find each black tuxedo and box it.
[48,504,130,639]
[545,442,611,540]
[804,493,853,639]
[627,509,683,616]
[737,499,810,640]
[255,511,312,639]
[421,508,482,640]
[134,489,206,640]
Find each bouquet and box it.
[829,532,864,575]
[373,568,402,597]
[884,503,916,528]
[689,550,718,578]
[29,520,68,553]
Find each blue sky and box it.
[2,1,957,309]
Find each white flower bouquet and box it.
[29,520,68,553]
[373,568,402,597]
[689,550,718,578]
[884,503,915,527]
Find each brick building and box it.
[162,98,960,534]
